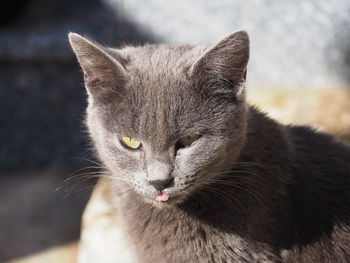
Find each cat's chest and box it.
[121,202,278,263]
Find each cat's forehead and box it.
[109,44,207,112]
[118,44,206,84]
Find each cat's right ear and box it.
[190,31,249,100]
[68,33,127,99]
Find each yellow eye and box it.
[176,134,201,150]
[120,136,142,149]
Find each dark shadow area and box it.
[0,0,31,26]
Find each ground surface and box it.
[0,170,94,263]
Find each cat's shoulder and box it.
[287,124,350,163]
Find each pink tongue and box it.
[156,193,170,202]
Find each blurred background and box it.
[0,0,349,262]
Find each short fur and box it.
[69,31,350,263]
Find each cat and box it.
[69,31,350,263]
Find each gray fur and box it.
[69,31,350,263]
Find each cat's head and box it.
[69,31,249,206]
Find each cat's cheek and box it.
[175,151,197,175]
[174,144,207,178]
[98,145,143,179]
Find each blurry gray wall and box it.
[106,0,350,87]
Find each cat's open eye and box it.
[176,134,201,150]
[120,136,142,150]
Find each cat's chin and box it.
[152,184,204,208]
[148,197,181,208]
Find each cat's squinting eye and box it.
[120,136,142,150]
[176,134,201,150]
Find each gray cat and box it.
[69,31,350,263]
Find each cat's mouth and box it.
[133,182,191,206]
[147,189,185,206]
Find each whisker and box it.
[192,176,269,208]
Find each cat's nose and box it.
[148,177,174,191]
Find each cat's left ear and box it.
[191,31,249,100]
[68,33,127,100]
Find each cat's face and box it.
[69,31,250,206]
